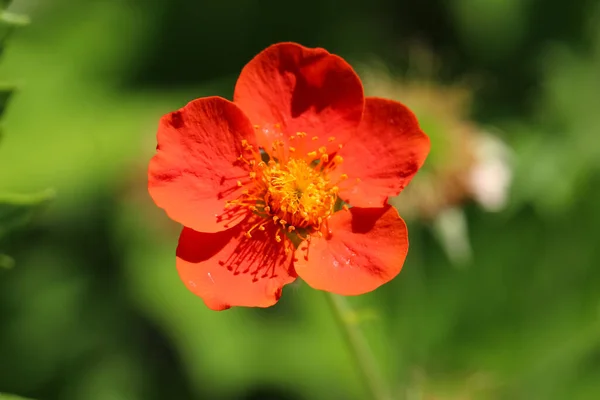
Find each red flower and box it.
[148,43,430,310]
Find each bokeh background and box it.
[1,0,600,399]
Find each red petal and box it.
[294,206,408,295]
[233,42,364,152]
[148,97,257,232]
[334,97,430,207]
[176,221,297,310]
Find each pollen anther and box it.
[230,134,345,243]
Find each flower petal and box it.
[334,97,430,207]
[176,221,297,310]
[233,42,364,153]
[294,206,408,295]
[148,97,257,233]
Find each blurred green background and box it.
[1,0,600,399]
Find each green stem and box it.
[325,292,391,400]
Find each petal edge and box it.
[294,205,408,295]
[335,97,430,208]
[177,221,297,310]
[233,42,364,152]
[148,97,257,232]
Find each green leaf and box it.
[0,10,29,55]
[0,11,29,27]
[0,393,34,400]
[0,189,55,240]
[0,84,15,118]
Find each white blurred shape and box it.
[468,132,513,212]
[433,207,472,267]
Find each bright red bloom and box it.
[148,43,430,310]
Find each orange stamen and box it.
[229,128,353,247]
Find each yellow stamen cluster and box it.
[226,128,353,248]
[265,158,337,228]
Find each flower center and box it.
[264,158,337,228]
[226,129,351,248]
